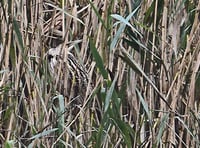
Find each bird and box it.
[46,44,89,106]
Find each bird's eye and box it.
[56,55,60,60]
[47,54,53,61]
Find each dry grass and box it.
[0,0,200,147]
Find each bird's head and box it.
[46,45,62,74]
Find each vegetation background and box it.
[0,0,200,147]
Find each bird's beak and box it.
[43,50,49,60]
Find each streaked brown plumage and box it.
[47,44,88,105]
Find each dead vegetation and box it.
[0,0,200,147]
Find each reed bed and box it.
[0,0,200,147]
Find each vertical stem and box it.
[150,0,158,143]
[161,0,169,143]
